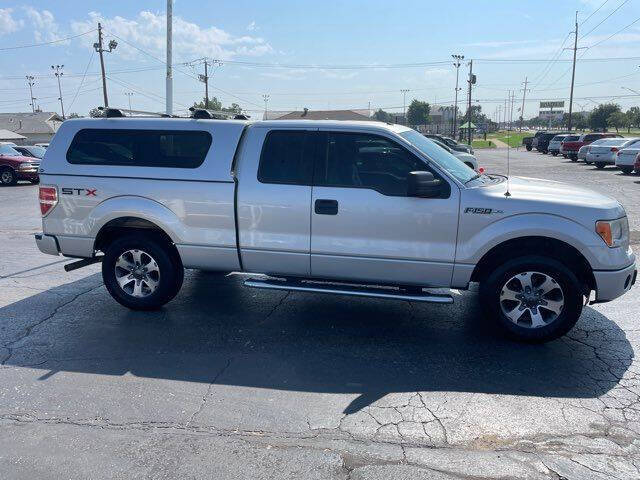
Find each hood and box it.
[0,154,39,163]
[477,176,625,226]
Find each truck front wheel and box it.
[480,256,583,343]
[526,145,532,151]
[102,233,184,310]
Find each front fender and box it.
[456,213,621,269]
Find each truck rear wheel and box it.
[480,255,583,343]
[620,166,633,174]
[595,162,605,169]
[526,145,532,151]
[102,233,184,310]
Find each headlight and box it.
[596,217,629,248]
[18,163,36,170]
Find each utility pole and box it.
[51,65,65,120]
[26,75,36,113]
[510,90,516,131]
[452,54,464,138]
[166,0,173,115]
[262,94,270,119]
[93,22,118,107]
[504,95,508,130]
[466,60,474,145]
[192,58,223,109]
[519,77,529,131]
[401,89,409,125]
[567,11,578,132]
[125,92,134,111]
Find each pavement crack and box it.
[1,282,103,366]
[258,291,290,325]
[185,357,233,427]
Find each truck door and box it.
[236,127,316,276]
[310,130,459,286]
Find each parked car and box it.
[431,139,478,170]
[13,145,46,159]
[34,115,636,343]
[586,138,640,169]
[562,133,622,161]
[548,134,569,156]
[577,144,590,162]
[635,155,640,173]
[522,131,546,151]
[559,135,581,157]
[424,133,473,155]
[0,144,40,185]
[615,142,640,174]
[536,132,566,154]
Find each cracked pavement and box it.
[0,150,639,479]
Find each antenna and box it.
[505,90,512,197]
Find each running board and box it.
[244,278,453,304]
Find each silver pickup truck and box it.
[34,115,636,343]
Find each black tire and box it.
[0,167,17,186]
[551,151,558,156]
[585,160,591,165]
[480,255,584,343]
[562,154,568,158]
[526,145,532,151]
[595,162,605,169]
[30,179,40,184]
[620,167,633,174]
[102,233,184,310]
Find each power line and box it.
[0,29,96,51]
[579,0,630,40]
[587,15,640,49]
[580,0,611,26]
[68,51,95,111]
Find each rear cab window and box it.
[66,129,212,168]
[257,130,315,185]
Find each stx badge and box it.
[61,188,97,196]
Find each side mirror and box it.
[407,171,443,198]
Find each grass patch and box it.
[472,140,495,148]
[488,131,529,148]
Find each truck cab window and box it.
[315,132,432,196]
[258,130,314,185]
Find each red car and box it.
[561,132,622,161]
[0,144,40,185]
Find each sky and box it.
[1,0,640,120]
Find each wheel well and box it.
[470,236,595,293]
[94,217,176,255]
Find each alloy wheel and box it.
[114,249,160,297]
[499,271,564,329]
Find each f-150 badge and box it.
[464,207,504,215]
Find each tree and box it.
[627,106,640,130]
[68,113,81,118]
[574,114,588,131]
[193,96,223,110]
[406,99,430,127]
[373,109,392,122]
[606,111,628,133]
[88,108,104,118]
[589,103,621,131]
[464,104,490,126]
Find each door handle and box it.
[315,199,338,215]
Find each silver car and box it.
[587,138,640,169]
[578,144,590,162]
[615,143,640,174]
[548,135,568,156]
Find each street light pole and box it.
[51,65,65,120]
[166,0,173,115]
[452,54,464,138]
[262,94,270,119]
[400,89,409,125]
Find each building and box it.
[0,112,63,145]
[266,108,374,121]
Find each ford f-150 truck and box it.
[34,114,637,343]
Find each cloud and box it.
[0,8,23,35]
[246,21,256,31]
[70,11,273,61]
[24,7,64,43]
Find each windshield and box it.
[400,130,476,183]
[565,135,580,141]
[24,146,46,158]
[0,145,20,156]
[551,136,566,141]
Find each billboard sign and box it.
[540,101,565,109]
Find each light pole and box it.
[452,54,464,137]
[400,89,409,125]
[51,65,65,119]
[262,94,270,119]
[125,92,134,111]
[26,75,36,113]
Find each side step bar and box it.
[244,278,453,304]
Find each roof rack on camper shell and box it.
[96,106,250,120]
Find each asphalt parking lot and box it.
[1,148,639,479]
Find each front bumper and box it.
[16,170,39,181]
[593,262,637,302]
[35,233,60,256]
